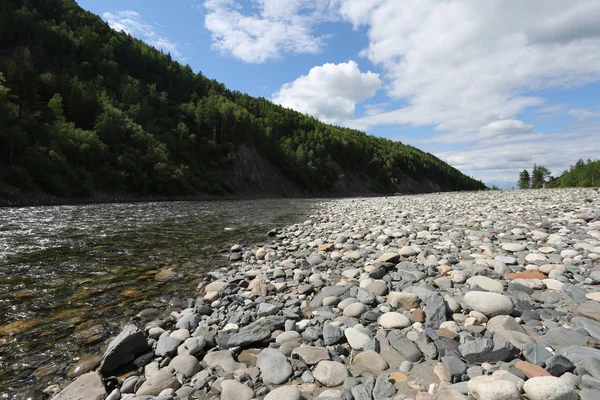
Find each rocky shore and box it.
[41,188,600,400]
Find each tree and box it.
[531,164,551,189]
[518,169,530,189]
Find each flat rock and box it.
[51,372,106,400]
[257,348,292,385]
[464,291,514,317]
[515,360,551,378]
[220,380,254,400]
[507,270,547,280]
[291,346,330,365]
[466,276,504,292]
[579,301,600,322]
[502,243,526,252]
[343,302,368,318]
[386,292,420,309]
[344,327,371,350]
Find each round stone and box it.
[313,360,349,387]
[343,302,368,318]
[464,291,514,317]
[502,243,526,252]
[220,380,254,400]
[466,276,504,292]
[264,386,301,400]
[523,376,578,400]
[379,312,411,329]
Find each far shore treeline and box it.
[0,0,485,199]
[518,160,600,190]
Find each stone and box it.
[313,361,349,387]
[257,303,279,317]
[441,356,467,378]
[523,376,578,400]
[353,350,389,372]
[99,324,149,374]
[169,354,201,378]
[367,280,389,296]
[571,316,600,341]
[379,312,411,329]
[311,285,353,307]
[491,370,525,392]
[257,348,292,385]
[388,332,423,362]
[376,253,401,263]
[220,380,254,400]
[323,323,344,346]
[557,346,600,364]
[345,327,372,350]
[155,334,183,357]
[494,329,536,350]
[291,346,330,365]
[523,343,552,366]
[51,372,106,400]
[485,315,525,334]
[203,350,244,372]
[136,369,180,396]
[459,337,519,363]
[276,331,302,344]
[542,327,588,348]
[67,355,102,379]
[387,292,420,309]
[470,378,521,400]
[343,302,368,318]
[514,360,551,378]
[583,358,600,379]
[578,301,600,322]
[433,381,468,400]
[176,314,200,331]
[466,276,504,292]
[464,291,514,317]
[389,372,408,383]
[502,243,526,252]
[507,270,547,280]
[264,386,302,400]
[545,355,574,376]
[586,293,600,302]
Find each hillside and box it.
[0,0,485,199]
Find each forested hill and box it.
[0,0,485,199]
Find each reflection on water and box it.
[0,199,315,398]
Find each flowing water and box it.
[0,199,316,398]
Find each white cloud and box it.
[479,119,534,138]
[569,108,600,120]
[203,0,338,63]
[272,61,381,123]
[103,11,183,58]
[338,0,600,133]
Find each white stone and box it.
[379,312,411,329]
[466,276,504,292]
[464,291,514,317]
[523,376,578,400]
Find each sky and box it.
[79,0,600,188]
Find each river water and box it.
[0,199,316,398]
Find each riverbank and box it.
[32,189,600,399]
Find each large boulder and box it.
[51,372,106,400]
[99,324,149,375]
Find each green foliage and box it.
[546,159,600,188]
[531,164,551,189]
[517,169,530,189]
[490,185,500,190]
[0,0,485,197]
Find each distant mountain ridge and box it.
[0,0,485,198]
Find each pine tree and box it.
[518,169,530,189]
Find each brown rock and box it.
[389,372,408,383]
[74,324,105,345]
[238,348,262,366]
[318,244,335,252]
[507,271,547,280]
[514,360,551,378]
[376,253,401,263]
[437,328,459,340]
[353,350,388,372]
[411,309,426,323]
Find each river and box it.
[0,199,316,398]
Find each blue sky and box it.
[79,0,600,188]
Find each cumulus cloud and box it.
[103,11,183,58]
[272,61,382,123]
[339,0,600,133]
[203,0,338,63]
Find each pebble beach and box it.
[46,188,600,400]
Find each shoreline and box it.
[26,189,600,399]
